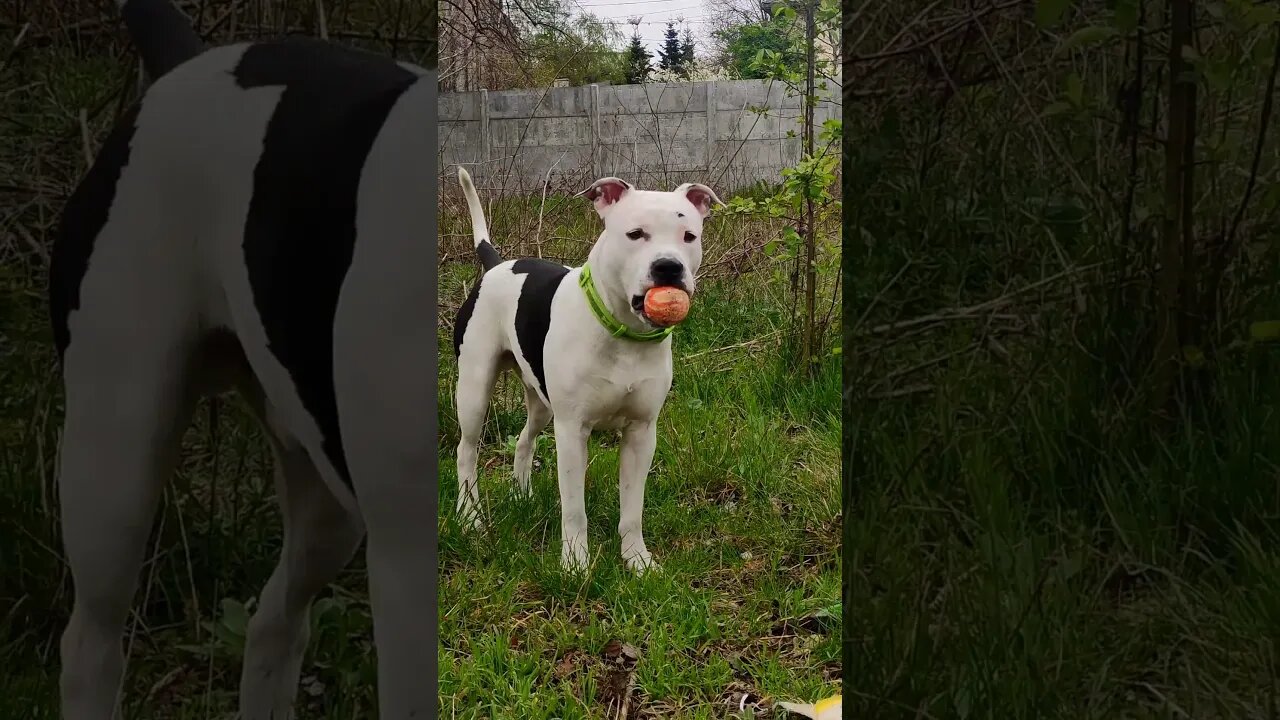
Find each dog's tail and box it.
[458,167,503,271]
[117,0,205,81]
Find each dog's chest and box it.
[562,348,671,428]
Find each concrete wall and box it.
[438,79,841,195]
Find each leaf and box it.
[1114,0,1139,32]
[1245,3,1280,27]
[1182,345,1206,368]
[782,226,802,248]
[1042,100,1074,117]
[1058,26,1119,54]
[1035,0,1071,28]
[1249,320,1280,341]
[1064,72,1084,106]
[219,598,249,636]
[954,685,973,719]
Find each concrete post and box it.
[479,88,490,172]
[590,83,602,178]
[705,81,717,174]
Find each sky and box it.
[566,0,716,57]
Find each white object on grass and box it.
[777,694,842,719]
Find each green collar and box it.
[578,264,674,342]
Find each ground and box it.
[0,185,842,718]
[434,199,842,718]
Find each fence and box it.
[437,78,841,195]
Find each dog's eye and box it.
[626,228,645,240]
[683,231,697,243]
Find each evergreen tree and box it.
[657,22,684,75]
[623,31,652,84]
[679,27,696,77]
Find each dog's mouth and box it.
[630,294,654,325]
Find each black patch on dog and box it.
[237,39,417,489]
[476,239,502,270]
[511,259,570,402]
[454,278,482,357]
[50,104,142,362]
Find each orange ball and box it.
[644,286,690,326]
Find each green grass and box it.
[842,6,1280,713]
[0,176,841,718]
[434,204,843,718]
[2,21,842,715]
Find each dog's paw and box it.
[512,474,534,498]
[560,546,589,574]
[455,507,486,532]
[624,551,660,574]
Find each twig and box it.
[683,330,784,360]
[868,384,934,399]
[535,154,566,258]
[862,263,1105,337]
[78,108,93,170]
[314,0,328,40]
[0,21,29,74]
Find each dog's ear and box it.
[578,177,633,216]
[675,183,724,217]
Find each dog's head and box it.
[581,177,723,327]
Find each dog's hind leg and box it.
[57,329,200,719]
[513,385,552,497]
[454,354,500,528]
[239,423,364,720]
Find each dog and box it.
[451,167,722,573]
[49,1,435,717]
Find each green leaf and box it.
[219,598,249,636]
[1114,0,1139,32]
[782,226,802,248]
[1182,345,1206,368]
[764,239,777,256]
[1042,100,1074,117]
[1250,320,1280,341]
[1064,72,1084,106]
[1035,0,1071,28]
[1058,25,1119,54]
[1245,3,1280,27]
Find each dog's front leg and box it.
[619,420,659,572]
[553,417,591,572]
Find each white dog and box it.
[50,0,435,717]
[451,167,722,572]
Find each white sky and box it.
[566,0,715,57]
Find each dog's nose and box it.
[649,257,685,285]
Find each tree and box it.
[713,15,803,79]
[679,27,697,76]
[657,22,684,75]
[623,31,652,84]
[523,13,626,86]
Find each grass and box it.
[1,12,843,714]
[434,200,843,718]
[0,127,842,719]
[843,5,1280,715]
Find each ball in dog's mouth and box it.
[638,286,690,327]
